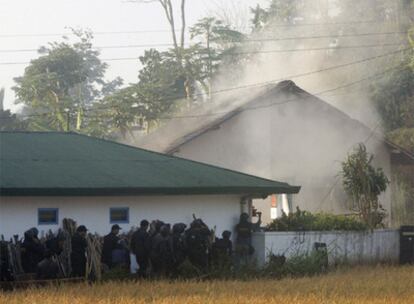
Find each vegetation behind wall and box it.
[265,208,368,232]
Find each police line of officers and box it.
[18,213,261,279]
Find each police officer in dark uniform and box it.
[213,231,233,257]
[71,225,88,277]
[235,212,261,264]
[45,233,65,256]
[130,220,150,276]
[152,225,174,277]
[21,228,45,273]
[212,230,233,270]
[185,219,211,271]
[102,224,121,269]
[172,223,187,271]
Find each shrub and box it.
[341,143,389,228]
[263,252,327,278]
[265,208,368,232]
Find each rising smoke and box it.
[138,1,409,219]
[211,0,407,129]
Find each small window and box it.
[38,208,58,225]
[110,207,129,224]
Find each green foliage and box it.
[92,17,246,138]
[101,266,134,282]
[386,127,414,153]
[190,17,245,81]
[370,8,414,150]
[13,29,122,132]
[341,144,389,228]
[336,0,399,23]
[283,252,327,276]
[0,87,27,131]
[89,48,185,138]
[176,258,203,279]
[372,64,414,132]
[266,208,368,232]
[251,0,304,30]
[0,109,27,131]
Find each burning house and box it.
[135,81,414,226]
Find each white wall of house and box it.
[0,194,241,239]
[173,97,392,223]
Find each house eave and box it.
[0,186,301,197]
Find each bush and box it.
[263,252,328,278]
[266,208,368,232]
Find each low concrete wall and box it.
[252,229,400,267]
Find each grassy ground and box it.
[1,265,413,304]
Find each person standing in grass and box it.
[102,224,121,269]
[71,225,88,277]
[21,228,45,273]
[235,212,261,265]
[130,220,150,277]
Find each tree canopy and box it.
[13,30,122,132]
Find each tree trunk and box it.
[206,28,212,99]
[50,90,67,131]
[160,0,180,62]
[76,106,82,130]
[180,0,186,48]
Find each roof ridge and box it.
[158,81,386,153]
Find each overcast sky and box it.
[0,0,268,111]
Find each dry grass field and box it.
[1,265,413,304]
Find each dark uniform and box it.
[0,241,12,281]
[213,231,233,257]
[21,228,45,273]
[172,223,187,270]
[71,226,87,277]
[185,219,211,270]
[45,235,65,256]
[235,213,261,265]
[36,250,60,280]
[131,220,150,276]
[151,225,174,277]
[212,231,233,269]
[101,224,122,269]
[102,233,120,268]
[111,239,130,268]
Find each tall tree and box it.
[189,17,245,95]
[90,49,184,138]
[13,30,122,132]
[134,0,186,65]
[370,1,414,153]
[133,0,195,99]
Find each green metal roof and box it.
[0,132,300,196]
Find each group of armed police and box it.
[2,212,261,280]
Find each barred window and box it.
[110,207,129,224]
[38,208,58,225]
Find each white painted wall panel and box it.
[252,229,400,267]
[0,195,241,239]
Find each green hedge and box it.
[266,208,368,232]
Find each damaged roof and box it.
[136,80,414,161]
[0,131,300,196]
